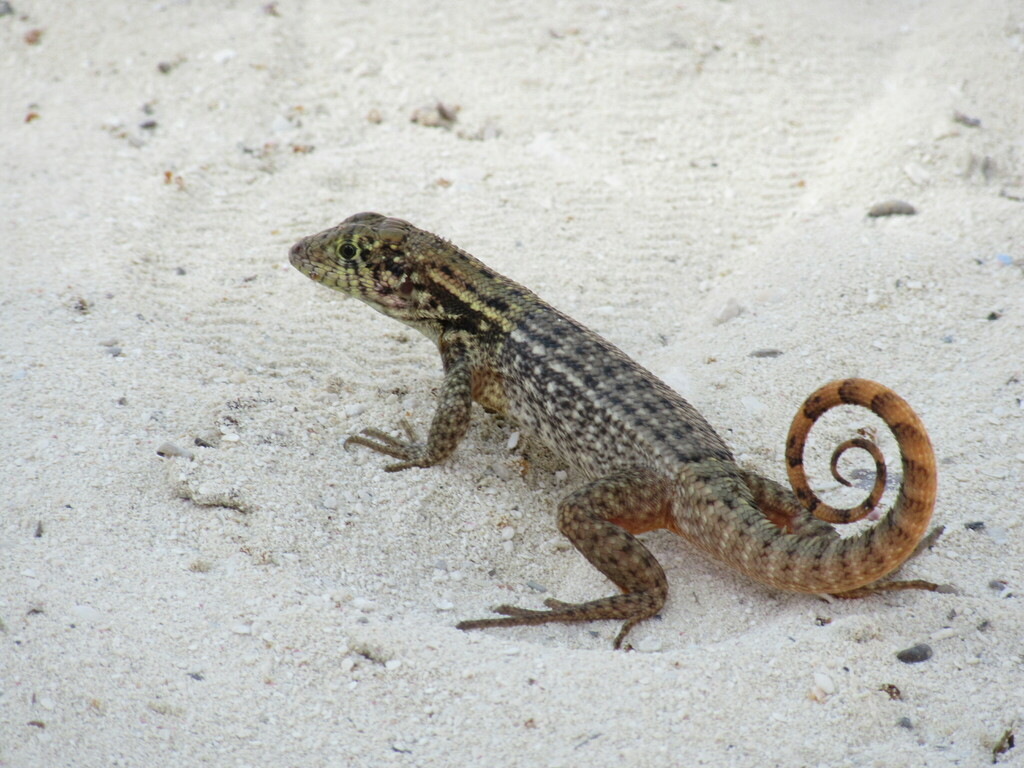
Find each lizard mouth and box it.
[288,242,318,281]
[289,240,333,283]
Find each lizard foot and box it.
[456,594,660,649]
[829,579,953,598]
[343,420,427,471]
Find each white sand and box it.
[3,1,1023,765]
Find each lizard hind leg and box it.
[456,468,676,649]
[736,469,841,540]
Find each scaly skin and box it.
[289,212,941,648]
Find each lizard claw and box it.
[489,604,547,619]
[456,601,571,627]
[488,598,576,617]
[343,421,427,470]
[542,598,573,610]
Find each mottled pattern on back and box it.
[498,304,732,479]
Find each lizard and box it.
[288,212,941,648]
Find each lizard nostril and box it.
[289,242,303,262]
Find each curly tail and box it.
[783,378,939,593]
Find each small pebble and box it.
[212,49,237,64]
[156,442,194,459]
[230,622,252,635]
[351,597,376,613]
[749,348,783,358]
[713,298,744,325]
[525,580,547,593]
[635,635,662,653]
[813,672,835,694]
[896,643,932,663]
[193,429,221,448]
[964,521,985,531]
[506,431,520,450]
[411,101,460,129]
[903,164,930,186]
[868,200,916,217]
[995,253,1013,266]
[344,403,366,417]
[70,604,103,623]
[897,717,913,730]
[491,461,514,481]
[953,111,981,128]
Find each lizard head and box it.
[290,212,525,340]
[289,212,446,335]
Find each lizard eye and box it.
[339,243,358,260]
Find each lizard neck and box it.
[399,239,546,341]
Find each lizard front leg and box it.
[458,468,675,649]
[345,341,473,471]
